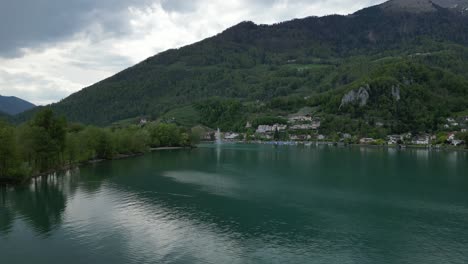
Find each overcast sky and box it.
[0,0,385,105]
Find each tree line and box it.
[0,108,194,181]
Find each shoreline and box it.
[202,140,468,152]
[150,146,193,151]
[0,146,194,187]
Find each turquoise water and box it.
[1,144,468,263]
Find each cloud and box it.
[0,0,154,57]
[0,0,386,105]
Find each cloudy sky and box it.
[0,0,385,105]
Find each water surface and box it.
[1,144,468,264]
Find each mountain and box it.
[0,95,36,115]
[379,0,468,13]
[17,0,468,134]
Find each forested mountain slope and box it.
[17,0,468,130]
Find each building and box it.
[452,140,465,146]
[360,138,375,144]
[290,124,314,130]
[317,135,326,141]
[203,132,214,141]
[411,135,430,145]
[342,133,352,139]
[288,118,321,130]
[448,133,457,142]
[224,133,240,140]
[288,115,313,123]
[256,124,287,134]
[376,122,384,127]
[290,135,311,141]
[387,135,403,145]
[403,133,412,140]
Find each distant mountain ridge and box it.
[379,0,468,13]
[0,95,36,115]
[15,0,468,131]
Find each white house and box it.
[360,138,375,144]
[376,122,384,127]
[411,135,430,145]
[288,115,313,122]
[256,124,287,134]
[448,133,457,142]
[342,133,352,139]
[224,133,240,140]
[387,135,403,145]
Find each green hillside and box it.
[16,0,468,136]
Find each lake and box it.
[1,144,468,264]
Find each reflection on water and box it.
[1,145,468,264]
[1,174,67,236]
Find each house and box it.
[448,133,457,142]
[452,140,465,146]
[288,115,321,131]
[447,118,456,123]
[288,115,313,123]
[289,120,321,130]
[387,135,403,145]
[411,135,430,145]
[317,135,326,141]
[290,124,315,130]
[203,132,214,141]
[403,133,412,140]
[462,129,467,133]
[256,125,271,134]
[360,138,375,144]
[290,135,311,141]
[245,122,252,128]
[311,119,321,129]
[139,118,148,125]
[376,122,384,127]
[342,133,352,139]
[256,124,287,134]
[224,133,240,140]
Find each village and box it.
[201,115,468,148]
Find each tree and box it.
[147,123,182,147]
[0,122,18,177]
[457,132,468,149]
[273,128,280,141]
[26,108,67,172]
